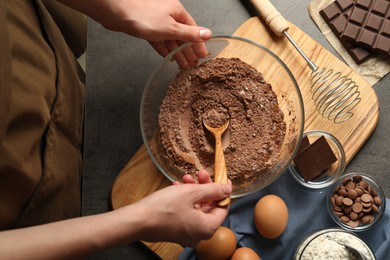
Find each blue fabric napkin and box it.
[179,170,390,259]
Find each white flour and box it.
[296,230,375,260]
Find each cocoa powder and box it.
[158,58,286,186]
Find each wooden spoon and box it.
[203,119,231,207]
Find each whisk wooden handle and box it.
[250,0,289,36]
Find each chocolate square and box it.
[293,136,338,182]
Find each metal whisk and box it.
[250,0,361,123]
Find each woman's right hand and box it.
[129,170,231,247]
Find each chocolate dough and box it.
[158,58,286,186]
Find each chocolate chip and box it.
[342,178,353,186]
[350,211,359,221]
[361,215,373,224]
[348,220,360,228]
[338,189,348,197]
[336,196,344,207]
[344,205,353,214]
[340,215,350,223]
[372,204,379,214]
[355,187,364,197]
[361,193,372,203]
[345,181,355,190]
[347,189,358,199]
[362,206,372,213]
[359,180,369,190]
[374,196,382,206]
[352,202,363,213]
[343,197,354,206]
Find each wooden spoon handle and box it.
[214,133,231,207]
[250,0,289,36]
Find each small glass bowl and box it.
[289,130,346,189]
[326,172,386,232]
[294,228,375,259]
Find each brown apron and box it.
[0,0,85,230]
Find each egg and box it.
[195,226,237,260]
[254,194,288,239]
[231,247,261,260]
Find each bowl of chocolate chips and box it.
[326,173,386,231]
[140,36,305,198]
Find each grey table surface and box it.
[83,0,389,258]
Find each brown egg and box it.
[254,194,288,239]
[231,247,261,260]
[195,226,237,260]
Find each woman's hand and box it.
[58,0,210,67]
[131,170,232,247]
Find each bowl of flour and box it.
[294,228,375,260]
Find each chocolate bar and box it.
[341,0,390,56]
[320,0,372,64]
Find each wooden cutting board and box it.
[111,17,379,259]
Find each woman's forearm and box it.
[0,205,144,259]
[56,0,211,42]
[56,0,120,21]
[0,172,231,258]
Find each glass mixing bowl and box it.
[140,36,304,198]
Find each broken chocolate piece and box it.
[297,135,310,154]
[341,0,390,56]
[320,0,372,64]
[293,136,338,182]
